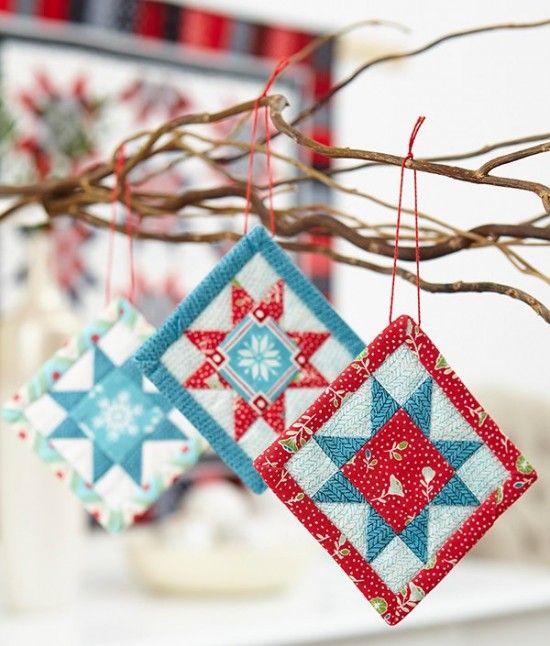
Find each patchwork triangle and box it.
[192,389,235,435]
[121,444,143,485]
[120,357,145,383]
[315,436,369,468]
[313,471,365,503]
[427,505,475,555]
[402,377,432,436]
[399,508,428,562]
[430,384,480,442]
[93,444,114,482]
[317,502,370,556]
[371,379,399,435]
[50,391,88,411]
[280,283,326,332]
[433,440,482,469]
[366,507,396,561]
[149,418,187,441]
[143,390,173,414]
[145,440,194,486]
[455,445,509,504]
[319,381,372,439]
[51,351,94,392]
[50,417,86,440]
[50,438,92,483]
[94,346,116,382]
[431,474,479,506]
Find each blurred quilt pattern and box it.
[2,298,201,533]
[255,315,537,625]
[0,1,335,318]
[135,226,364,493]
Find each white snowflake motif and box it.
[92,390,144,443]
[237,333,281,381]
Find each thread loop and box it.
[243,57,290,236]
[388,116,425,326]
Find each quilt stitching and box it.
[255,315,537,625]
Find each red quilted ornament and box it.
[254,117,537,625]
[255,314,537,624]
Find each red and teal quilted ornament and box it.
[135,226,364,493]
[2,298,202,533]
[255,314,537,625]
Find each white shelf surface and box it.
[2,537,550,646]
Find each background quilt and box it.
[0,2,335,320]
[2,298,202,533]
[0,1,336,521]
[255,314,537,625]
[135,226,365,493]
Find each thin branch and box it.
[0,20,548,323]
[280,241,550,324]
[266,131,550,188]
[216,19,550,163]
[268,94,550,209]
[291,19,550,130]
[59,210,550,324]
[478,142,550,175]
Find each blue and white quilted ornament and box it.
[2,298,202,533]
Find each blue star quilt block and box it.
[134,226,365,493]
[2,298,202,533]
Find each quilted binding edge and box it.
[254,314,538,625]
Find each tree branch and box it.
[0,19,548,323]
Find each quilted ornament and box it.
[135,226,364,492]
[2,298,201,533]
[255,314,537,625]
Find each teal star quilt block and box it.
[2,298,202,533]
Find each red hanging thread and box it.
[243,57,290,236]
[105,146,126,305]
[388,116,425,326]
[124,170,137,305]
[105,145,137,305]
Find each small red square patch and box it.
[343,410,453,533]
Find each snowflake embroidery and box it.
[92,391,144,443]
[237,333,282,381]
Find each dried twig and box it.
[0,19,548,322]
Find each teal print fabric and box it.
[2,299,202,533]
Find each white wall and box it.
[177,0,550,403]
[175,0,548,34]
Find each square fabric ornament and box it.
[134,226,364,493]
[2,298,201,533]
[255,314,537,625]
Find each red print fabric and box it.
[255,315,537,625]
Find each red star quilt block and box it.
[255,314,537,624]
[135,227,364,492]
